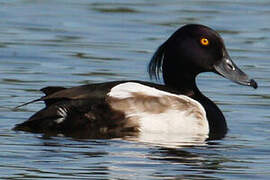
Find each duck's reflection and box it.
[147,142,229,179]
[26,134,229,179]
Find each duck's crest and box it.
[148,42,167,81]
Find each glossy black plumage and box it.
[14,24,257,140]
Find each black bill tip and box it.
[249,79,258,89]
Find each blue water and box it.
[1,0,270,179]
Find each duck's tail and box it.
[14,98,42,109]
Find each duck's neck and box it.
[163,71,228,139]
[163,69,199,95]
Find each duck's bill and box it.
[213,55,258,89]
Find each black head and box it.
[148,24,257,89]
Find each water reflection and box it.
[150,148,219,179]
[19,136,249,179]
[9,137,111,178]
[127,133,208,148]
[12,135,210,179]
[148,141,253,179]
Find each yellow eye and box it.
[200,38,209,46]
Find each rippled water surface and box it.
[1,0,270,179]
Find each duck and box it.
[14,24,257,140]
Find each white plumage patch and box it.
[107,82,209,143]
[55,106,68,124]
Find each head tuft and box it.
[148,42,167,81]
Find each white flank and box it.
[108,82,209,144]
[55,106,68,124]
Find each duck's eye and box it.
[200,38,209,46]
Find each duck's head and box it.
[149,24,257,89]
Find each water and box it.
[1,0,270,179]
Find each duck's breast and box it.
[107,82,209,137]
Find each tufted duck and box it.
[14,24,257,140]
